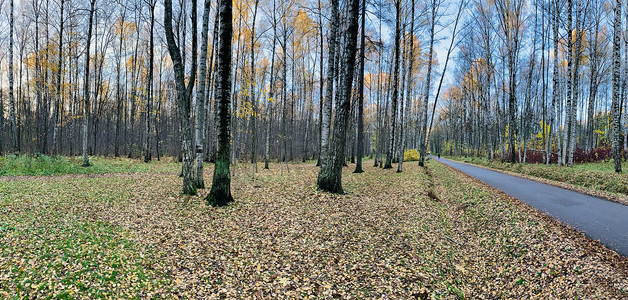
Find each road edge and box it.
[431,159,628,265]
[438,157,628,207]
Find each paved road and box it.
[434,157,628,257]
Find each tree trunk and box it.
[194,0,211,189]
[568,2,582,167]
[354,0,366,174]
[318,0,339,171]
[206,0,234,205]
[562,0,573,166]
[52,0,64,155]
[398,0,414,172]
[611,0,622,173]
[164,0,198,195]
[281,32,288,166]
[384,0,402,169]
[316,0,324,167]
[317,0,360,193]
[249,0,259,174]
[82,0,96,167]
[9,0,18,154]
[586,4,600,153]
[548,0,559,165]
[265,1,277,170]
[144,2,156,164]
[623,0,628,160]
[114,8,126,158]
[420,0,436,167]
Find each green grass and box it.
[446,156,628,196]
[0,176,164,298]
[0,154,180,176]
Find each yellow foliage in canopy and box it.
[113,18,136,37]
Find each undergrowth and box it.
[0,154,179,176]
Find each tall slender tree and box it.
[398,0,415,172]
[548,0,559,165]
[52,0,65,155]
[354,0,366,174]
[384,0,402,169]
[164,0,199,195]
[318,0,339,171]
[206,0,235,206]
[265,0,278,170]
[317,0,360,193]
[194,0,212,189]
[9,0,18,154]
[420,0,437,167]
[82,0,97,167]
[249,0,260,175]
[611,0,622,173]
[144,0,156,163]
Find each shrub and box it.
[404,149,421,161]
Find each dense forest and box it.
[0,0,627,194]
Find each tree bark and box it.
[318,0,339,171]
[144,2,156,163]
[548,0,559,165]
[82,0,96,167]
[249,0,259,174]
[9,0,18,154]
[164,0,198,195]
[194,0,211,189]
[354,0,366,174]
[206,0,234,205]
[52,0,64,155]
[420,0,436,167]
[384,0,402,169]
[611,0,622,172]
[398,0,415,172]
[114,8,126,158]
[586,3,600,153]
[265,0,277,170]
[317,0,360,193]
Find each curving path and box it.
[434,157,628,257]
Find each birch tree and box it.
[82,0,96,167]
[206,0,235,206]
[383,0,402,169]
[9,0,18,154]
[318,0,339,171]
[164,0,199,195]
[354,0,367,174]
[194,0,212,189]
[317,0,360,193]
[611,0,622,173]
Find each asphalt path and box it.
[434,157,628,257]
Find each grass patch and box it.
[0,175,162,298]
[0,154,180,176]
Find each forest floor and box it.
[1,157,627,298]
[445,156,628,206]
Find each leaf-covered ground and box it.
[1,160,627,298]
